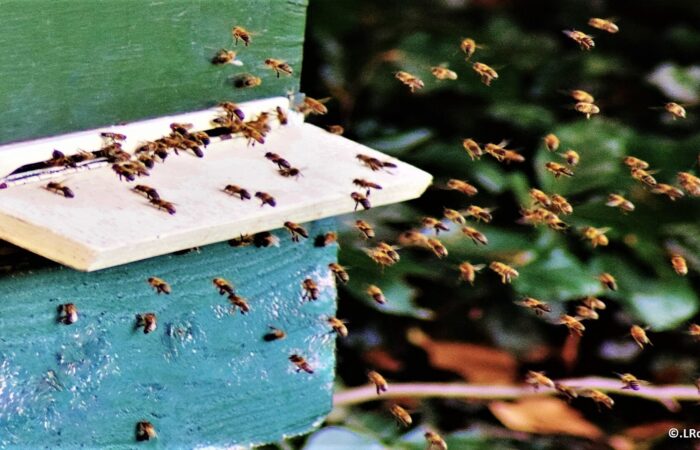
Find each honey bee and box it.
[688,323,700,340]
[561,149,580,166]
[560,314,585,336]
[615,373,647,391]
[569,89,595,103]
[149,198,176,215]
[462,226,488,246]
[462,138,483,160]
[103,144,131,163]
[630,325,652,348]
[132,185,159,201]
[516,297,551,316]
[275,106,288,125]
[525,370,555,390]
[574,102,600,119]
[255,191,276,207]
[490,261,519,284]
[289,354,314,374]
[395,71,424,92]
[650,183,684,201]
[329,263,349,284]
[315,231,339,247]
[425,431,448,450]
[545,162,574,178]
[575,305,599,320]
[484,142,508,161]
[623,156,649,169]
[46,181,74,198]
[579,389,614,410]
[588,18,619,33]
[367,370,388,394]
[397,230,430,248]
[284,221,308,242]
[630,167,658,187]
[472,62,498,86]
[353,178,383,196]
[229,234,254,247]
[231,26,252,46]
[264,58,293,77]
[458,262,485,285]
[460,37,479,60]
[443,208,466,225]
[327,125,345,135]
[549,194,573,215]
[554,382,579,401]
[390,404,412,427]
[421,217,449,234]
[529,189,552,208]
[427,238,448,258]
[356,153,396,172]
[446,179,478,196]
[364,247,398,269]
[265,152,291,169]
[543,133,560,152]
[431,65,458,80]
[213,277,234,295]
[135,420,157,441]
[351,192,371,211]
[367,285,386,304]
[582,226,610,248]
[377,242,400,262]
[211,49,243,65]
[582,296,606,310]
[301,278,320,301]
[598,273,617,291]
[147,277,171,295]
[220,101,246,121]
[101,132,127,142]
[223,184,251,200]
[465,205,493,223]
[678,172,700,196]
[298,96,328,115]
[606,193,635,213]
[278,167,303,179]
[57,303,78,325]
[135,313,157,334]
[264,326,286,341]
[502,150,526,164]
[563,29,595,50]
[233,73,262,88]
[355,219,375,239]
[665,102,686,119]
[671,254,688,276]
[328,317,348,338]
[228,293,250,314]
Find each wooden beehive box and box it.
[0,2,432,448]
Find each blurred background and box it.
[271,0,700,448]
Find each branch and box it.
[333,377,699,407]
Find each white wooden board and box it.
[0,97,432,271]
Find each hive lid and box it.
[0,97,432,271]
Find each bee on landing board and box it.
[232,74,262,89]
[223,184,251,200]
[228,294,250,314]
[275,106,288,125]
[253,231,280,248]
[231,26,252,46]
[368,370,388,395]
[45,181,74,198]
[284,221,308,242]
[301,278,320,301]
[289,354,314,374]
[213,277,235,295]
[353,178,383,196]
[135,421,157,441]
[147,277,171,294]
[328,263,349,284]
[135,313,157,334]
[57,303,78,325]
[264,326,286,341]
[264,58,293,77]
[149,198,176,215]
[315,231,339,247]
[133,185,159,201]
[255,191,276,207]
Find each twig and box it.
[334,377,699,407]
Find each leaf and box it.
[487,102,555,130]
[303,426,386,450]
[365,128,433,155]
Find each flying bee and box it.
[255,191,276,207]
[630,167,658,187]
[395,71,424,92]
[100,132,127,142]
[561,149,580,166]
[630,325,652,348]
[582,226,610,248]
[283,221,308,242]
[57,303,78,325]
[446,179,478,196]
[588,18,619,33]
[598,273,617,291]
[688,323,700,340]
[560,314,585,336]
[212,277,234,295]
[458,262,485,285]
[490,261,519,284]
[364,247,397,269]
[264,326,286,341]
[431,65,458,80]
[328,263,349,284]
[462,138,483,160]
[460,37,480,60]
[525,370,555,390]
[484,142,508,161]
[149,198,176,215]
[351,192,371,211]
[229,234,254,247]
[223,184,251,200]
[443,208,466,225]
[327,125,345,135]
[555,382,579,401]
[615,373,647,391]
[327,317,348,338]
[135,313,157,334]
[45,181,74,198]
[579,389,614,410]
[575,305,599,320]
[390,405,412,427]
[289,354,314,374]
[543,133,560,151]
[462,226,488,246]
[671,254,688,276]
[545,162,574,178]
[569,89,595,103]
[502,150,526,164]
[397,230,429,248]
[135,421,157,441]
[301,278,320,301]
[664,102,686,119]
[147,277,171,294]
[132,185,159,201]
[355,219,375,239]
[549,194,573,215]
[377,242,400,262]
[264,58,293,77]
[228,293,250,314]
[426,238,448,258]
[211,49,243,65]
[516,297,551,316]
[465,205,493,223]
[366,285,386,304]
[367,370,388,395]
[563,29,595,50]
[544,211,568,231]
[606,193,635,213]
[574,102,600,119]
[298,96,328,115]
[233,73,262,88]
[315,231,338,247]
[529,189,552,208]
[421,217,449,234]
[424,431,447,450]
[623,156,649,169]
[582,296,606,310]
[472,62,498,86]
[231,26,252,46]
[356,153,396,172]
[650,183,684,201]
[678,172,700,196]
[353,178,382,196]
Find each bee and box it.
[231,26,252,46]
[421,217,449,234]
[460,37,479,60]
[606,194,635,213]
[364,247,397,269]
[229,234,254,247]
[299,96,328,115]
[223,184,251,200]
[650,183,684,201]
[265,152,291,169]
[397,230,430,248]
[446,179,478,196]
[563,29,595,50]
[219,101,246,121]
[598,273,617,291]
[328,317,348,338]
[367,370,388,395]
[390,404,412,427]
[630,325,652,348]
[545,162,574,178]
[213,277,234,295]
[443,208,466,225]
[356,154,396,172]
[278,167,302,179]
[315,231,339,247]
[549,194,573,215]
[103,144,131,163]
[255,191,276,207]
[678,172,700,196]
[228,293,250,314]
[101,132,127,142]
[427,238,448,258]
[289,354,314,374]
[671,254,688,276]
[582,296,606,310]
[135,420,157,441]
[560,314,585,336]
[529,189,552,208]
[582,226,610,248]
[275,106,288,125]
[284,221,308,242]
[575,305,599,321]
[490,261,518,284]
[588,18,619,33]
[615,373,647,391]
[462,138,483,160]
[502,150,526,164]
[431,65,458,80]
[367,285,386,304]
[149,198,176,215]
[458,262,485,285]
[544,211,568,231]
[329,263,349,284]
[665,102,686,119]
[211,49,242,65]
[264,58,293,77]
[353,178,382,196]
[465,205,493,223]
[561,149,580,166]
[355,219,375,239]
[47,149,73,167]
[326,125,344,135]
[137,153,157,169]
[483,142,509,161]
[147,277,171,294]
[579,389,614,410]
[57,303,78,325]
[574,102,600,119]
[233,73,262,88]
[264,326,286,341]
[425,431,448,450]
[472,62,498,86]
[395,71,424,92]
[302,278,320,301]
[377,242,400,262]
[135,313,157,334]
[555,382,579,401]
[569,89,595,103]
[132,185,159,201]
[543,133,560,152]
[525,370,555,390]
[623,156,649,169]
[351,192,371,211]
[688,323,700,340]
[630,167,658,187]
[46,181,74,198]
[516,297,551,316]
[462,226,488,246]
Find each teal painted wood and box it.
[0,219,337,448]
[0,0,308,145]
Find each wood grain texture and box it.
[0,0,307,145]
[0,218,337,448]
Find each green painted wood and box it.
[0,219,337,448]
[0,0,308,145]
